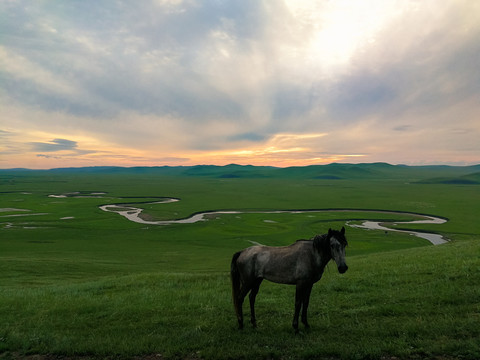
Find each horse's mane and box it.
[312,234,330,253]
[311,228,348,252]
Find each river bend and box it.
[99,199,449,245]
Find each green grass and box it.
[1,243,479,359]
[1,168,479,359]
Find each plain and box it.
[0,164,479,359]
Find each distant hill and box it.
[415,171,480,185]
[1,163,480,182]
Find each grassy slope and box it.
[1,165,479,359]
[1,242,478,359]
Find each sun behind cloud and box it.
[284,0,399,75]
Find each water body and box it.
[0,208,30,212]
[347,217,448,245]
[49,192,107,198]
[99,198,449,245]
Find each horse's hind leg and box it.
[236,286,249,330]
[235,280,257,329]
[249,278,263,327]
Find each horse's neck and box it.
[313,234,332,267]
[319,249,332,269]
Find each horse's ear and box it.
[341,226,345,235]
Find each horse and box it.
[230,227,348,332]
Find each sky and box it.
[1,0,479,169]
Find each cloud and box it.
[36,154,61,159]
[156,157,191,163]
[393,125,412,132]
[228,132,266,143]
[1,0,479,168]
[29,138,78,152]
[27,138,98,160]
[185,132,354,167]
[327,72,397,119]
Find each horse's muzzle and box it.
[338,264,348,274]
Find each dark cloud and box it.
[393,125,412,132]
[29,139,78,152]
[327,73,397,119]
[228,132,266,143]
[272,85,315,121]
[36,154,61,159]
[28,139,98,157]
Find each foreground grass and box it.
[1,239,479,360]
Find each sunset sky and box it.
[1,0,479,169]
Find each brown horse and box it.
[230,227,348,332]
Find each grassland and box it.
[0,164,479,359]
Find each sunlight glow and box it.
[4,131,366,168]
[285,0,399,73]
[182,133,365,167]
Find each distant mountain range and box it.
[2,163,480,184]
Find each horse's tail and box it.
[230,251,243,319]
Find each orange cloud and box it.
[183,133,366,167]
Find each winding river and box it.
[99,199,449,245]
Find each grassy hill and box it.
[416,171,480,185]
[0,240,478,360]
[3,162,479,181]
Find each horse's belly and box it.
[263,256,320,284]
[263,273,297,285]
[262,260,305,285]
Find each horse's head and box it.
[328,227,348,274]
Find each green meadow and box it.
[1,164,479,359]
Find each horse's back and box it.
[237,241,310,263]
[236,241,316,284]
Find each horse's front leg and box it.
[301,284,313,329]
[293,284,304,332]
[293,282,312,332]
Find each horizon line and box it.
[2,161,480,171]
